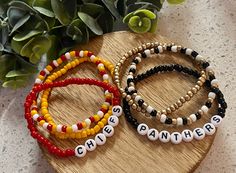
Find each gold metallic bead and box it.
[187,91,193,97]
[120,59,124,64]
[177,45,182,50]
[154,42,159,46]
[136,106,141,112]
[197,81,203,86]
[212,83,219,88]
[125,95,131,101]
[184,95,191,101]
[166,108,172,114]
[150,43,155,47]
[198,109,204,115]
[191,87,197,94]
[201,70,205,75]
[138,46,143,51]
[131,93,137,99]
[150,48,154,54]
[207,98,214,103]
[122,92,127,98]
[146,42,151,48]
[177,100,183,107]
[142,44,147,49]
[208,70,215,75]
[174,103,179,109]
[187,117,192,125]
[202,74,207,79]
[137,53,142,57]
[128,100,134,105]
[142,103,148,109]
[117,62,121,67]
[199,77,206,83]
[161,109,167,115]
[141,109,146,113]
[121,56,126,61]
[128,50,133,56]
[172,119,177,125]
[180,97,186,103]
[119,88,124,93]
[195,85,201,90]
[124,53,129,58]
[114,76,119,80]
[131,104,137,109]
[170,105,176,111]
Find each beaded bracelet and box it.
[123,65,227,144]
[31,51,115,138]
[126,64,217,126]
[114,43,216,117]
[24,78,123,157]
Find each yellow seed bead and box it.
[101,104,108,110]
[108,110,112,114]
[86,129,91,135]
[83,50,88,57]
[104,113,110,119]
[98,66,105,71]
[61,69,67,74]
[47,120,54,124]
[41,102,48,107]
[38,75,44,80]
[94,125,100,132]
[41,108,48,115]
[94,115,100,122]
[46,65,53,72]
[39,120,45,126]
[57,58,62,64]
[53,72,58,78]
[82,122,86,128]
[52,125,57,132]
[71,61,76,67]
[67,126,73,133]
[56,71,62,77]
[75,132,82,139]
[45,79,52,83]
[41,95,48,99]
[44,113,50,119]
[103,80,109,83]
[69,133,76,138]
[98,121,104,128]
[31,110,37,116]
[81,130,87,138]
[90,128,95,135]
[92,57,99,63]
[41,98,47,102]
[101,118,107,125]
[50,74,56,81]
[74,59,80,65]
[70,51,75,57]
[66,63,72,69]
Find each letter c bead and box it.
[75,145,87,157]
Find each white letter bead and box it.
[160,114,167,123]
[103,125,114,137]
[72,124,78,132]
[203,123,216,135]
[75,145,87,157]
[182,129,193,142]
[65,52,71,60]
[193,128,205,140]
[159,131,170,143]
[146,106,154,114]
[186,48,193,55]
[171,45,178,52]
[108,116,119,127]
[112,105,123,117]
[177,117,183,126]
[144,49,151,57]
[208,92,216,99]
[85,139,97,151]
[95,133,106,145]
[97,111,104,118]
[201,105,209,114]
[211,115,223,127]
[171,132,182,144]
[189,114,197,122]
[137,123,149,135]
[147,128,159,141]
[56,124,62,132]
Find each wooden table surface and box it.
[40,31,216,173]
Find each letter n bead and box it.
[112,105,123,117]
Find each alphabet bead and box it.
[182,129,193,142]
[147,128,159,141]
[75,145,87,157]
[211,115,222,127]
[95,133,106,145]
[108,115,119,127]
[159,130,170,143]
[137,123,149,135]
[112,105,123,117]
[85,139,97,151]
[171,132,182,144]
[193,128,205,140]
[203,123,216,135]
[103,125,114,137]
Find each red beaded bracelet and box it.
[24,78,121,157]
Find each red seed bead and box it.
[40,70,46,76]
[62,125,67,133]
[61,55,67,61]
[49,62,56,69]
[99,71,106,76]
[37,116,44,122]
[89,116,95,123]
[95,60,101,65]
[100,108,107,113]
[87,51,93,57]
[77,122,83,130]
[65,149,75,156]
[47,124,53,131]
[75,51,80,57]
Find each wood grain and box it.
[40,31,216,173]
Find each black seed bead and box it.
[202,62,210,69]
[191,51,198,58]
[219,112,225,118]
[183,67,189,73]
[159,65,164,71]
[193,70,201,78]
[218,107,226,113]
[205,80,211,87]
[167,65,174,71]
[127,78,134,84]
[138,99,144,106]
[167,46,171,51]
[163,65,168,71]
[125,87,128,93]
[165,117,172,124]
[141,52,147,58]
[150,68,155,74]
[218,97,224,104]
[154,47,159,53]
[129,68,136,73]
[129,90,137,95]
[188,69,194,75]
[182,117,188,125]
[174,64,183,72]
[205,101,212,108]
[146,70,152,76]
[133,121,139,128]
[209,75,216,81]
[211,87,220,94]
[150,110,157,117]
[154,66,160,72]
[133,59,139,64]
[180,48,186,54]
[221,101,227,109]
[195,112,201,120]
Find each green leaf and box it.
[133,9,156,19]
[97,11,114,33]
[79,3,104,18]
[0,21,8,45]
[13,30,42,41]
[128,16,151,33]
[9,1,37,13]
[116,0,126,16]
[5,70,31,78]
[11,38,29,54]
[0,54,16,80]
[32,0,55,17]
[137,0,163,10]
[78,12,103,35]
[101,0,120,19]
[167,0,185,4]
[51,0,76,25]
[2,77,28,89]
[66,19,84,41]
[10,14,31,35]
[7,7,27,27]
[149,17,158,33]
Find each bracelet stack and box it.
[114,42,227,144]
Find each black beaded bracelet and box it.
[123,64,226,144]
